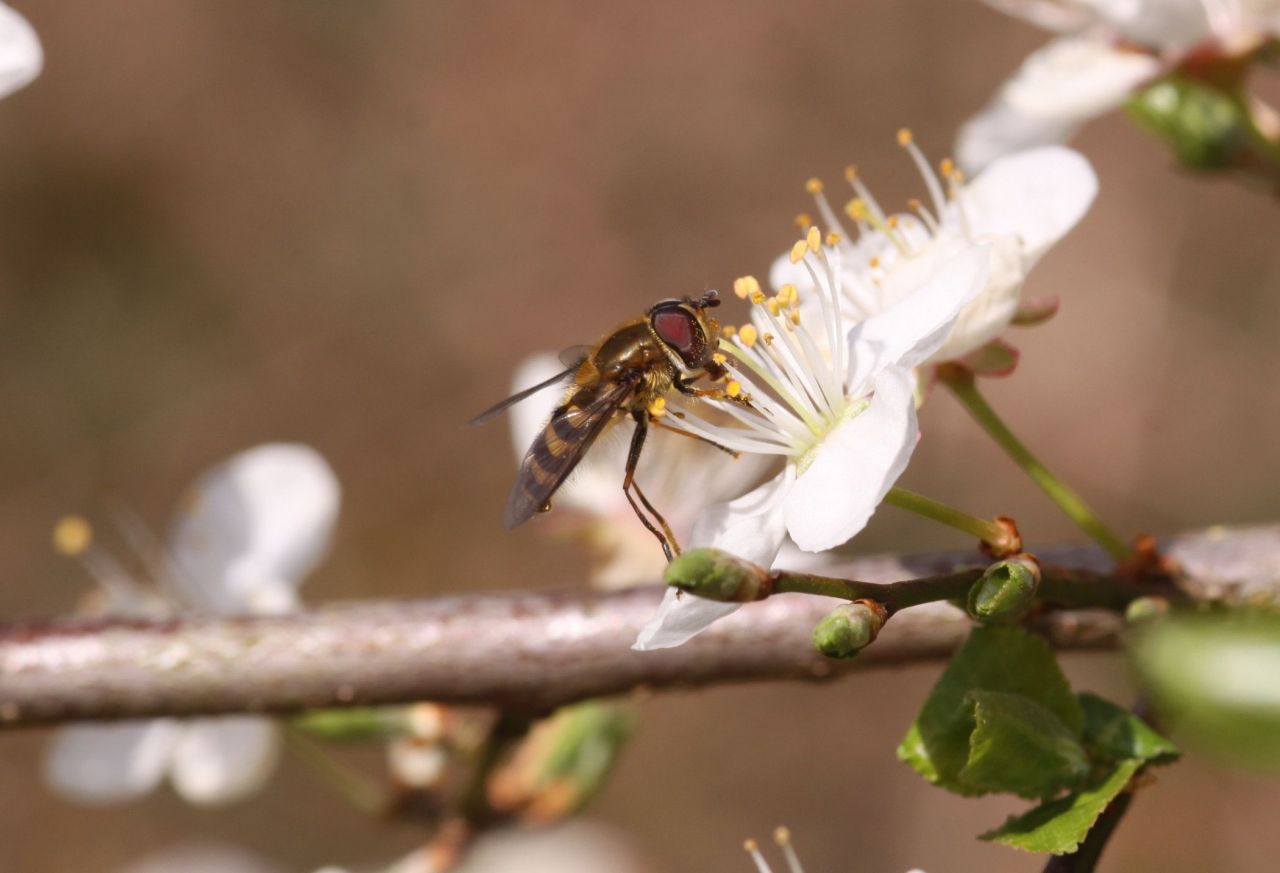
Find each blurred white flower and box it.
[0,3,40,99]
[770,134,1096,369]
[960,0,1280,170]
[118,845,285,873]
[45,444,340,806]
[509,353,770,588]
[633,241,991,650]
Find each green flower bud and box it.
[1127,75,1250,170]
[1125,595,1171,625]
[663,548,772,602]
[292,706,399,741]
[968,556,1041,624]
[812,600,886,659]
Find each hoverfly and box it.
[470,290,748,561]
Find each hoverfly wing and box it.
[557,345,591,369]
[467,362,581,427]
[504,377,635,529]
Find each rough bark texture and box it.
[1,524,1276,728]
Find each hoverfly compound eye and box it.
[650,304,705,367]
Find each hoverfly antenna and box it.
[698,289,721,309]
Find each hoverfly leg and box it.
[623,410,682,561]
[650,416,739,458]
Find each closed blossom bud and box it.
[663,548,773,602]
[968,555,1041,624]
[812,600,886,659]
[1128,76,1250,171]
[1125,595,1171,625]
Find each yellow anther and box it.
[733,275,761,300]
[789,239,808,264]
[793,212,813,229]
[887,215,900,229]
[826,231,841,246]
[750,291,767,305]
[712,352,728,365]
[907,197,923,212]
[939,157,955,178]
[763,332,775,345]
[789,309,801,326]
[53,515,93,556]
[778,283,797,306]
[738,324,758,347]
[897,128,914,146]
[774,826,792,846]
[804,177,823,194]
[846,198,870,221]
[844,164,858,182]
[765,297,781,316]
[806,225,821,253]
[721,325,737,337]
[869,256,881,269]
[726,380,742,397]
[647,396,667,418]
[951,168,966,185]
[743,839,759,853]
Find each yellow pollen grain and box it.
[733,275,761,300]
[789,239,808,264]
[750,291,766,305]
[793,212,813,229]
[712,352,727,365]
[887,216,900,229]
[53,515,93,556]
[774,826,792,846]
[869,256,881,269]
[647,396,666,417]
[897,128,914,146]
[805,177,823,195]
[826,231,841,246]
[726,380,741,397]
[846,198,869,221]
[789,310,801,326]
[939,157,955,177]
[738,323,758,347]
[765,297,781,316]
[806,225,821,253]
[763,332,775,345]
[743,839,759,854]
[844,164,858,182]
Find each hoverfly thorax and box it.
[647,289,721,370]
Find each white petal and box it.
[0,3,41,99]
[43,720,180,804]
[632,586,741,651]
[846,244,991,392]
[169,717,281,805]
[931,235,1028,361]
[783,367,917,552]
[1085,0,1212,46]
[632,471,791,650]
[963,146,1098,261]
[980,0,1098,31]
[168,444,339,614]
[957,36,1158,172]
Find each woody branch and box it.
[1,524,1276,729]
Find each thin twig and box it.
[0,524,1276,728]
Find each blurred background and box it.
[1,1,1279,871]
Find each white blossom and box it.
[633,235,991,650]
[0,3,41,99]
[44,444,340,806]
[960,0,1280,170]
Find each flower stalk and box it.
[885,486,1022,556]
[938,365,1132,562]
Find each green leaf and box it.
[982,759,1141,855]
[898,626,1083,795]
[1132,611,1280,773]
[959,691,1090,799]
[1079,693,1179,765]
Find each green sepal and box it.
[981,759,1141,855]
[1079,693,1179,765]
[1126,75,1250,170]
[959,691,1090,799]
[292,706,404,741]
[898,626,1083,795]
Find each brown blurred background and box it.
[1,1,1278,871]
